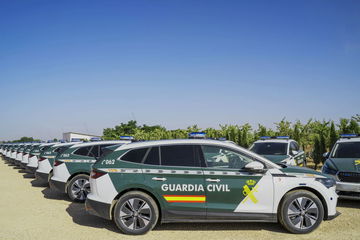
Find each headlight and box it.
[322,165,338,175]
[315,178,336,188]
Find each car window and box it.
[331,142,360,158]
[160,145,198,167]
[144,147,160,165]
[121,148,148,163]
[250,142,287,155]
[98,144,113,157]
[201,145,254,169]
[74,146,92,156]
[88,145,99,158]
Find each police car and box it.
[26,142,59,173]
[50,137,131,202]
[35,141,82,183]
[14,143,28,166]
[250,136,306,166]
[6,143,19,164]
[20,143,41,168]
[85,133,338,235]
[322,134,360,199]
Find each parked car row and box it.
[1,133,358,235]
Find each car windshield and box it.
[331,142,360,158]
[250,142,287,155]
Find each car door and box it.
[141,145,206,221]
[200,145,274,221]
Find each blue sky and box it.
[1,0,359,140]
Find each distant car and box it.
[20,143,41,168]
[249,136,306,166]
[85,133,338,235]
[322,134,360,199]
[50,138,130,202]
[35,141,83,183]
[15,143,30,166]
[26,142,58,173]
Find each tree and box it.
[329,121,337,149]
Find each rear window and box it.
[160,145,198,167]
[250,142,287,155]
[121,148,148,163]
[331,142,360,158]
[74,146,92,156]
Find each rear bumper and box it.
[19,162,27,168]
[35,171,49,182]
[85,198,112,220]
[26,166,37,174]
[49,179,66,193]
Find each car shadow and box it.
[18,169,27,174]
[338,199,360,209]
[23,173,35,179]
[66,202,286,234]
[66,202,121,233]
[12,166,22,169]
[31,178,48,187]
[41,187,70,202]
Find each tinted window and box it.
[121,148,148,163]
[201,145,255,169]
[99,144,113,156]
[250,142,287,155]
[160,145,198,167]
[74,146,92,156]
[332,142,360,158]
[144,147,160,165]
[89,146,99,158]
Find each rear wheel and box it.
[67,174,90,202]
[279,190,324,234]
[113,191,159,235]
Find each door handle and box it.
[206,178,220,183]
[152,177,167,181]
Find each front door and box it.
[200,145,274,221]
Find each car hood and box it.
[280,165,329,178]
[261,155,289,163]
[327,158,360,172]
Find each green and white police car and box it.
[14,143,28,166]
[26,142,58,173]
[50,138,131,202]
[250,136,306,166]
[322,134,360,199]
[20,143,41,168]
[85,133,338,235]
[35,141,82,182]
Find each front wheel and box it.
[113,191,159,235]
[279,190,324,234]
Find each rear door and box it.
[142,145,206,221]
[200,145,274,220]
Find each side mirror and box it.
[323,152,329,158]
[291,150,299,156]
[244,161,265,173]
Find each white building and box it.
[62,132,101,142]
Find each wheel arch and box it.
[110,187,162,223]
[278,186,329,220]
[65,171,90,193]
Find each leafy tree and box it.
[329,121,337,149]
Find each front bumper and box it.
[49,179,66,193]
[35,171,49,182]
[85,198,112,220]
[336,181,360,193]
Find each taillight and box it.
[38,157,46,162]
[90,170,106,179]
[54,160,63,166]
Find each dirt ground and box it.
[0,157,359,240]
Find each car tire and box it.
[113,191,159,235]
[279,190,324,234]
[66,174,90,202]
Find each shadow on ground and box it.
[31,178,48,187]
[338,199,360,209]
[22,173,35,179]
[66,202,120,233]
[41,187,70,201]
[66,202,286,234]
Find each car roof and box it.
[337,137,360,143]
[51,142,83,148]
[68,140,130,148]
[253,139,293,144]
[114,139,280,169]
